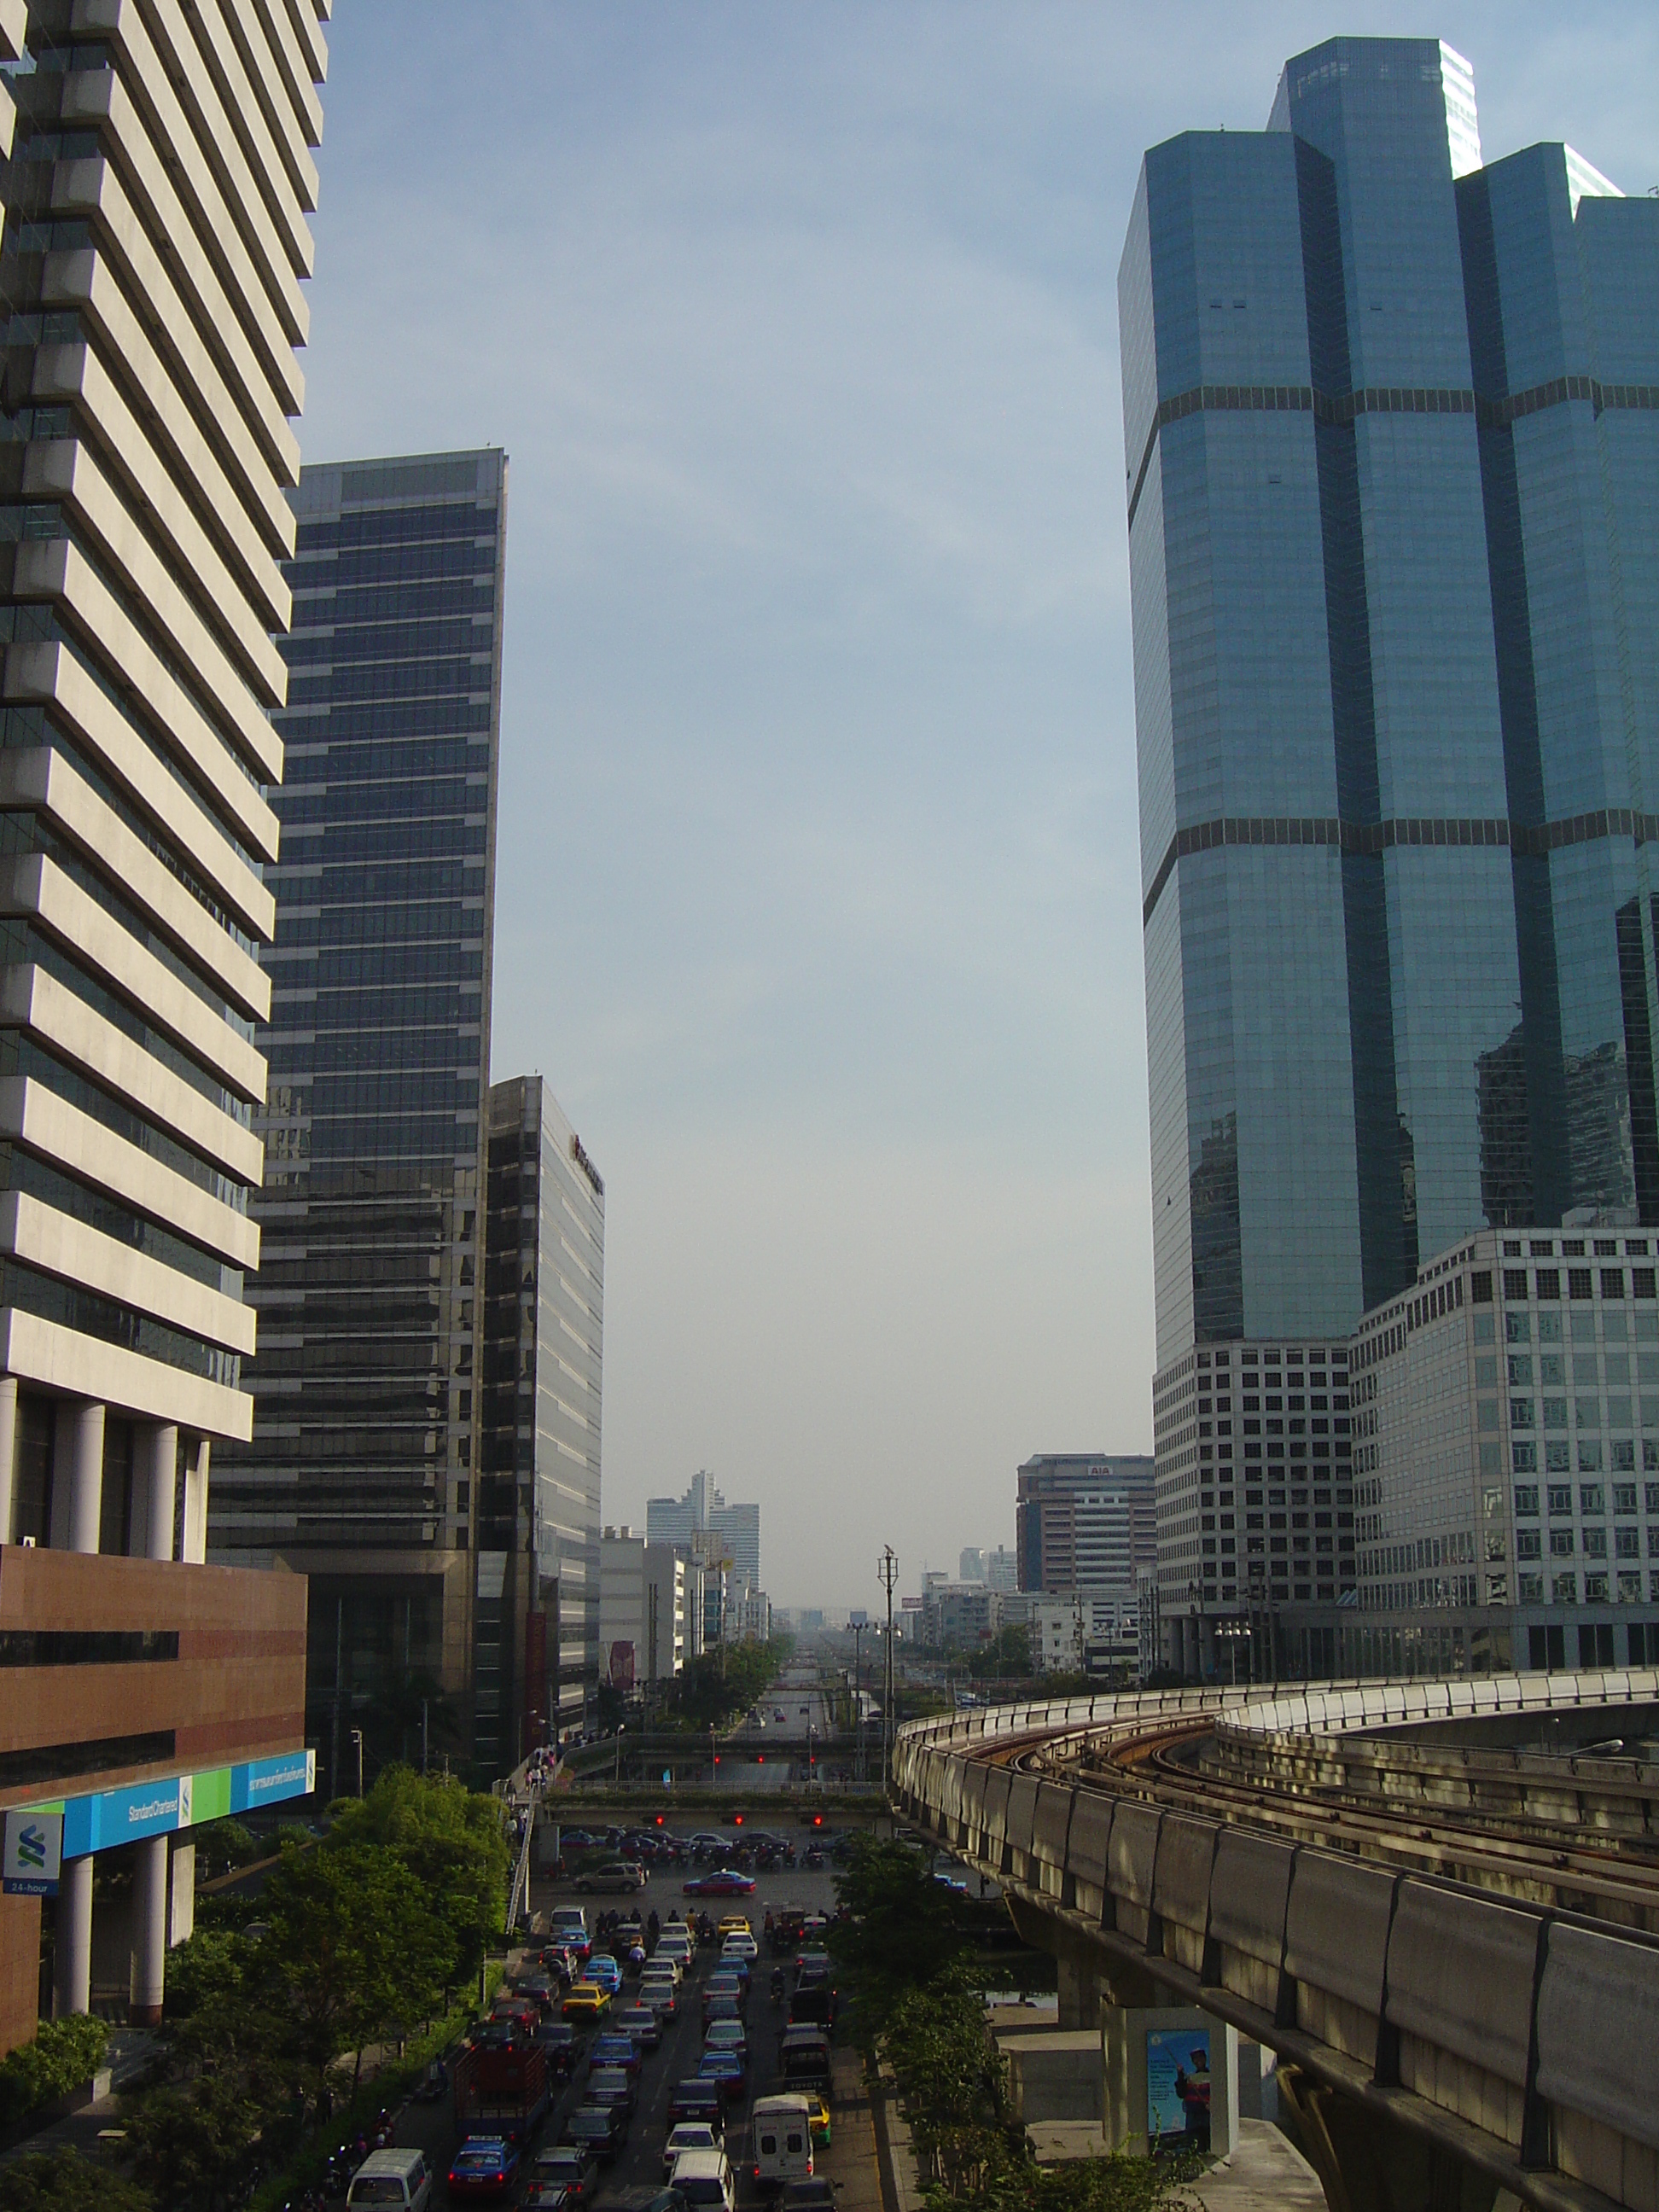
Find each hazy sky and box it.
[298,3,1656,1610]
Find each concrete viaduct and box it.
[894,1672,1659,2212]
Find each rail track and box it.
[962,1705,1659,1926]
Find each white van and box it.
[671,2145,738,2211]
[752,2093,814,2192]
[346,2148,432,2211]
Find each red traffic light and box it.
[733,1813,744,1825]
[713,1754,720,1765]
[655,1813,666,1826]
[756,1754,765,1764]
[811,1813,824,1827]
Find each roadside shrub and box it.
[0,2014,110,2128]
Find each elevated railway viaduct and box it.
[894,1674,1659,2212]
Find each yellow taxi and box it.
[717,1914,753,1940]
[803,2089,832,2146]
[562,1982,611,2021]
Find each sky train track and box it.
[966,1712,1659,1925]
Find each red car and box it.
[684,1869,757,1897]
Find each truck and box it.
[453,2036,550,2145]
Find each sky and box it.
[295,3,1658,1612]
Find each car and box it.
[586,2065,638,2120]
[666,2079,727,2133]
[577,1860,647,1895]
[801,2090,832,2146]
[563,2103,630,2163]
[563,1983,612,2022]
[527,2145,598,2198]
[716,1915,753,1940]
[687,1831,725,1852]
[536,2019,585,2075]
[522,2189,580,2212]
[639,1979,679,2020]
[800,1703,810,1714]
[720,1930,758,1959]
[684,1870,756,1898]
[561,1830,598,1850]
[589,2032,643,2078]
[696,2048,748,2102]
[662,2122,721,2181]
[586,1953,624,1994]
[781,2183,840,2209]
[448,2136,521,2200]
[772,1708,787,1722]
[619,2002,662,2049]
[702,2019,747,2056]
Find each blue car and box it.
[448,2134,521,2199]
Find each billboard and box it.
[607,1640,636,1691]
[3,1807,62,1896]
[1146,2027,1209,2153]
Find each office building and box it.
[984,1545,1019,1592]
[1347,1228,1659,1677]
[0,0,329,2052]
[958,1545,984,1584]
[598,1528,690,1688]
[1121,36,1659,1668]
[212,448,506,1784]
[480,1076,603,1757]
[646,1469,761,1593]
[1016,1455,1156,1594]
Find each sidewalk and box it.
[830,2047,894,2212]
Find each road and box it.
[393,1855,847,2206]
[725,1675,836,1749]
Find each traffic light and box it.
[811,1813,824,1827]
[756,1753,765,1764]
[733,1812,745,1825]
[655,1813,666,1827]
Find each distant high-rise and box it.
[1120,36,1659,1668]
[958,1546,985,1583]
[647,1470,761,1593]
[1016,1457,1156,1595]
[481,1077,603,1755]
[213,450,506,1786]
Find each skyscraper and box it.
[0,0,328,2046]
[481,1075,603,1757]
[213,450,506,1786]
[1120,38,1658,1668]
[646,1469,762,1592]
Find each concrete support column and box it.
[58,1401,105,1554]
[0,1376,16,1543]
[131,1835,169,2024]
[169,1842,195,1947]
[142,1424,178,1561]
[1057,1955,1102,2032]
[54,1854,93,2016]
[181,1437,209,1563]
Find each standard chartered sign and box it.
[3,1808,63,1896]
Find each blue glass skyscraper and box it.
[1123,41,1659,1668]
[1121,38,1659,1371]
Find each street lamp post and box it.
[614,1723,625,1786]
[877,1548,899,1796]
[350,1727,364,1798]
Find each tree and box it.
[259,1840,449,2100]
[6,2148,152,2211]
[126,2077,264,2212]
[323,1765,509,1987]
[969,1625,1032,1680]
[0,2015,109,2128]
[827,1837,969,2040]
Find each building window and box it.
[1580,1441,1604,1474]
[1512,1442,1537,1474]
[1516,1529,1541,1559]
[1553,1573,1579,1604]
[1569,1268,1593,1300]
[1550,1529,1575,1557]
[1535,1268,1560,1299]
[1471,1271,1493,1302]
[1513,1485,1539,1516]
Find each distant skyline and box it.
[295,3,1656,1609]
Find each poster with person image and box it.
[1146,2027,1211,2152]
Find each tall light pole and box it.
[878,1547,899,1797]
[614,1723,626,1785]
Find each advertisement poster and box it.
[1146,2028,1210,2152]
[607,1640,636,1692]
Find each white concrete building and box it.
[599,1528,691,1686]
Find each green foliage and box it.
[127,2076,265,2212]
[193,1817,259,1880]
[323,1763,509,1983]
[4,2147,153,2211]
[828,1837,969,2040]
[925,2146,1202,2212]
[259,1841,448,2098]
[969,1625,1033,1679]
[0,2014,109,2127]
[662,1635,795,1731]
[887,1959,1018,2194]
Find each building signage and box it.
[3,1807,62,1895]
[37,1750,315,1860]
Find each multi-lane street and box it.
[390,1845,858,2205]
